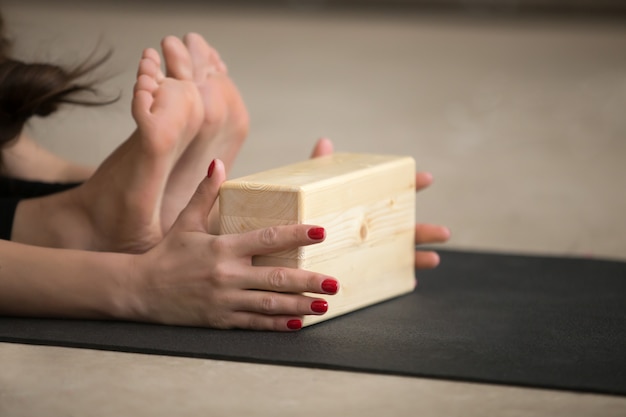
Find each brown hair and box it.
[0,13,116,150]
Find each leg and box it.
[159,33,249,233]
[12,48,204,252]
[77,47,203,252]
[0,132,94,183]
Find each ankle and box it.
[11,188,95,250]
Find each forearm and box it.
[0,239,136,319]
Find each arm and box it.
[1,159,337,331]
[0,239,134,319]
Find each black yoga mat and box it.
[1,249,625,396]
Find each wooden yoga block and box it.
[219,153,416,326]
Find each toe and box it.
[143,48,165,81]
[161,35,193,80]
[142,48,161,67]
[183,32,220,80]
[133,73,159,96]
[210,44,228,73]
[131,88,154,123]
[137,58,162,82]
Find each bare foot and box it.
[71,48,203,252]
[160,33,249,233]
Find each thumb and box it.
[174,158,225,232]
[309,137,334,158]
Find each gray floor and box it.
[5,0,626,261]
[1,1,625,415]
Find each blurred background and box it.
[3,0,625,260]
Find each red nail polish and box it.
[207,160,216,178]
[287,319,302,330]
[307,227,325,240]
[311,300,328,314]
[321,279,339,295]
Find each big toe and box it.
[183,32,224,79]
[162,35,193,80]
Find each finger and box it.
[228,224,327,257]
[230,291,329,316]
[415,224,450,245]
[175,159,225,232]
[415,171,433,192]
[228,313,305,332]
[237,266,339,295]
[415,250,441,270]
[309,137,334,158]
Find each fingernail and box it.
[287,319,302,330]
[207,160,216,178]
[307,227,325,240]
[321,279,339,295]
[311,300,328,314]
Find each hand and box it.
[310,138,450,270]
[129,159,339,331]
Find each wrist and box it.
[105,252,150,322]
[0,242,141,320]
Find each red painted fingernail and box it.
[311,300,328,314]
[307,227,325,240]
[287,319,302,330]
[207,160,216,178]
[321,279,339,295]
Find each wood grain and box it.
[220,153,416,326]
